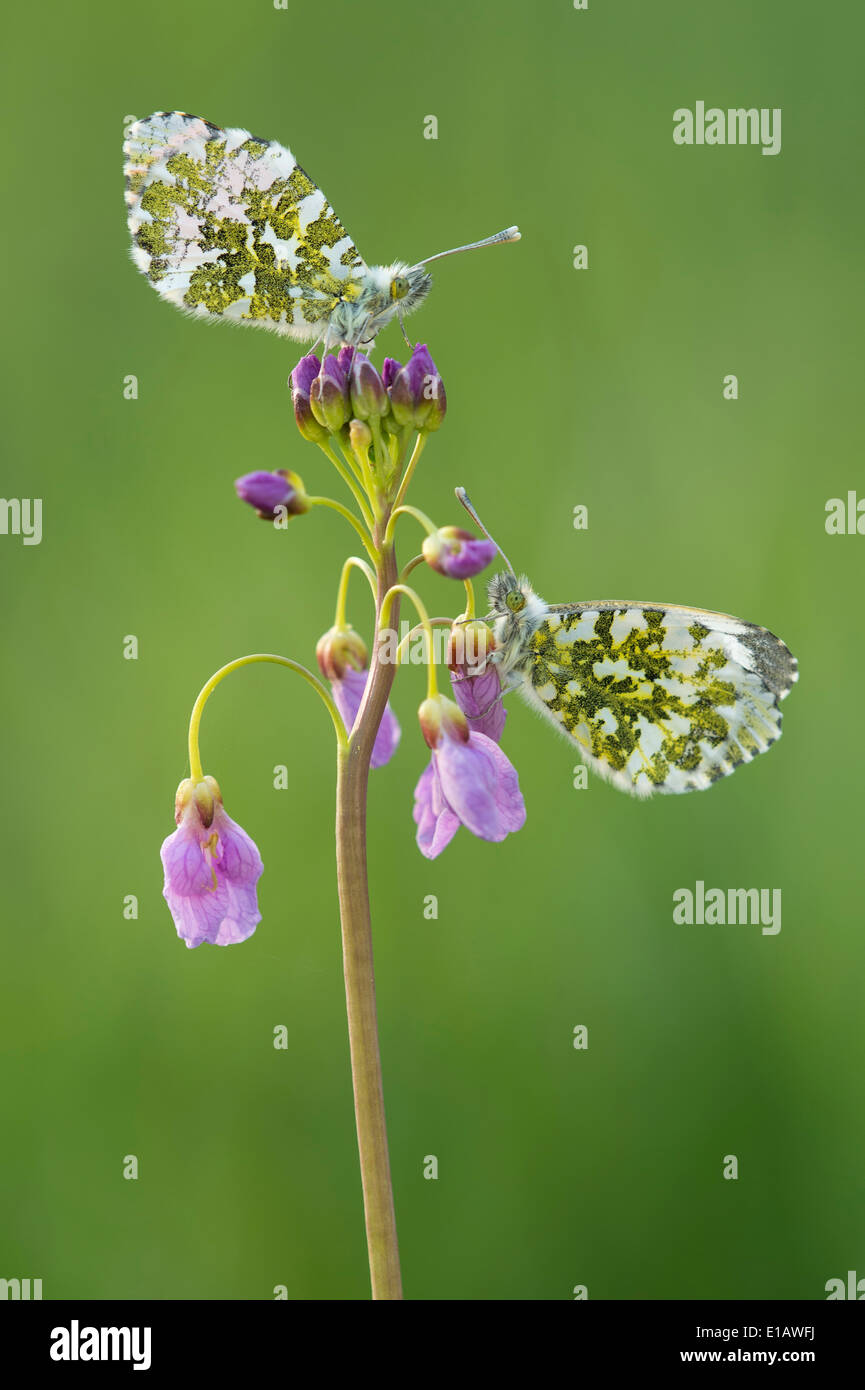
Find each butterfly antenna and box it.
[415,226,520,267]
[455,487,516,576]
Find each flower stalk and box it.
[334,526,403,1299]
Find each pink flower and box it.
[332,666,401,769]
[413,696,525,858]
[449,664,507,743]
[160,777,262,948]
[317,625,400,768]
[447,618,507,742]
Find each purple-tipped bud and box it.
[422,526,498,579]
[310,354,351,433]
[387,345,446,432]
[235,469,309,520]
[381,358,402,392]
[290,354,328,442]
[291,353,321,396]
[348,351,387,420]
[316,625,369,682]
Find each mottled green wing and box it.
[123,112,366,339]
[520,602,797,796]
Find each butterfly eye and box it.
[390,275,410,302]
[506,590,526,613]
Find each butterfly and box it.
[485,571,798,796]
[123,111,519,351]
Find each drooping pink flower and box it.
[316,625,400,769]
[160,776,263,948]
[447,619,507,742]
[413,695,525,858]
[332,666,401,769]
[449,664,507,743]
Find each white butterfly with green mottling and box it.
[486,572,798,796]
[123,111,519,350]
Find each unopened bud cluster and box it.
[291,344,446,447]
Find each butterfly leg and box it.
[316,324,334,385]
[471,690,507,720]
[354,316,374,353]
[396,307,413,351]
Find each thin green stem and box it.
[399,553,425,582]
[339,436,381,523]
[335,556,378,627]
[462,577,477,619]
[369,417,392,487]
[384,503,437,548]
[391,432,428,513]
[307,497,377,558]
[348,426,379,504]
[335,528,403,1299]
[317,440,376,530]
[187,653,346,783]
[380,582,439,697]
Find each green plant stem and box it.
[334,524,403,1299]
[187,654,345,781]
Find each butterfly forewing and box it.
[520,601,797,796]
[123,112,366,338]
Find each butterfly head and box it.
[347,263,432,344]
[388,262,434,311]
[486,572,548,675]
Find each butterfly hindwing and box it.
[517,601,797,796]
[123,112,367,338]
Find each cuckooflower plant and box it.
[160,342,526,1299]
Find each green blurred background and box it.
[2,0,862,1300]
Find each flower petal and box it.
[163,872,230,948]
[449,666,507,743]
[413,762,460,859]
[160,825,213,896]
[212,880,262,945]
[435,733,526,842]
[371,701,401,769]
[333,667,400,768]
[160,795,263,947]
[212,809,264,885]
